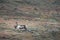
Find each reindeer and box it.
[14,22,27,31]
[14,22,33,33]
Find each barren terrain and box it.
[0,0,60,40]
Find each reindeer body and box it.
[14,23,27,31]
[14,22,34,33]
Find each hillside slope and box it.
[0,0,60,20]
[0,0,60,40]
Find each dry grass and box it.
[0,17,60,40]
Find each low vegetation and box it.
[0,22,60,40]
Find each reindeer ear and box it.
[16,22,17,24]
